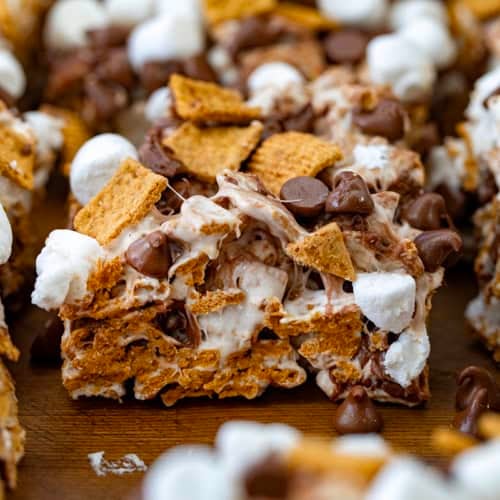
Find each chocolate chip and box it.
[414,229,462,272]
[352,99,406,142]
[83,76,128,123]
[155,302,201,348]
[282,104,315,133]
[140,60,184,94]
[30,314,64,365]
[279,176,329,218]
[402,193,450,230]
[156,178,191,215]
[182,54,217,82]
[324,30,368,64]
[409,123,440,158]
[325,171,374,215]
[435,183,467,220]
[125,231,171,278]
[334,385,383,434]
[139,127,183,178]
[95,48,135,89]
[226,16,284,58]
[456,366,500,411]
[453,388,489,437]
[243,454,291,499]
[87,25,131,48]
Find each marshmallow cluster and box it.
[247,62,305,95]
[0,204,13,266]
[367,0,456,102]
[32,230,104,310]
[70,134,138,206]
[0,48,26,99]
[318,0,389,29]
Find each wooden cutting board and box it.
[7,177,499,500]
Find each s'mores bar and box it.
[34,82,460,407]
[142,419,500,500]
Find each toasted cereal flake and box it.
[286,222,355,281]
[202,0,276,25]
[74,158,167,245]
[164,121,262,182]
[273,2,338,31]
[0,123,35,190]
[248,131,342,195]
[170,74,261,124]
[460,0,500,19]
[188,289,246,315]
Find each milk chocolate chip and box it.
[325,171,374,215]
[324,30,368,64]
[139,127,182,178]
[334,385,383,434]
[453,388,489,437]
[244,454,291,499]
[279,176,329,218]
[403,193,450,230]
[414,229,462,272]
[125,231,171,278]
[352,99,406,142]
[456,366,500,411]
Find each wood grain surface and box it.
[6,178,500,499]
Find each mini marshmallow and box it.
[32,230,104,310]
[247,62,305,95]
[216,421,300,478]
[103,0,154,27]
[318,0,389,29]
[452,439,500,499]
[399,18,456,69]
[353,272,416,333]
[24,111,64,161]
[127,14,204,72]
[390,0,448,31]
[44,0,110,50]
[0,49,26,99]
[70,134,138,206]
[0,204,12,265]
[383,328,429,387]
[353,144,392,170]
[332,434,391,458]
[143,446,233,500]
[154,0,202,23]
[466,67,500,121]
[367,33,436,102]
[144,87,173,123]
[366,458,459,500]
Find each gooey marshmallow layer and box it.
[0,204,13,266]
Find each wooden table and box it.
[7,180,500,499]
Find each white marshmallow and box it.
[70,134,138,206]
[154,0,202,23]
[366,458,459,500]
[399,18,456,69]
[0,49,26,99]
[466,67,500,121]
[390,0,448,31]
[144,87,173,123]
[143,446,233,500]
[24,111,64,161]
[353,144,392,169]
[103,0,154,27]
[353,272,416,333]
[383,328,430,387]
[247,62,305,94]
[318,0,389,29]
[216,421,300,478]
[452,439,500,499]
[0,204,12,265]
[44,0,110,50]
[332,434,391,458]
[127,14,204,72]
[367,34,436,102]
[32,230,104,310]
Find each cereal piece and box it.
[74,158,167,246]
[458,0,500,19]
[431,427,478,455]
[188,289,246,315]
[248,132,342,195]
[164,121,262,183]
[286,222,355,281]
[240,39,326,81]
[203,0,276,25]
[273,2,338,30]
[478,413,500,439]
[41,105,91,176]
[0,327,19,363]
[170,74,261,124]
[287,439,386,481]
[0,120,35,190]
